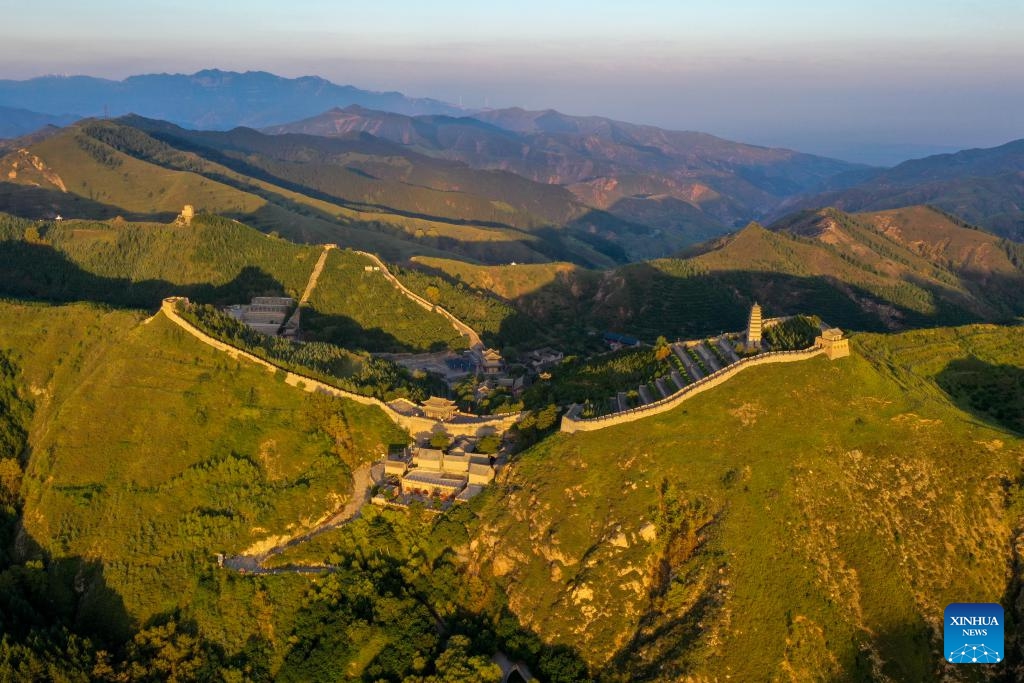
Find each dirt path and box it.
[223,462,380,574]
[354,250,483,349]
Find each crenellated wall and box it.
[560,346,828,433]
[353,250,483,349]
[160,298,518,437]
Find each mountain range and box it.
[0,112,876,265]
[266,105,866,231]
[792,138,1024,241]
[0,69,462,129]
[2,69,1021,255]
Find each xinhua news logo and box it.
[944,603,1003,664]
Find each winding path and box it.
[224,462,381,574]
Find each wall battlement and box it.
[560,345,830,433]
[160,298,519,438]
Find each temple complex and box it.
[383,444,495,500]
[480,348,504,376]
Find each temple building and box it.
[816,327,850,360]
[480,348,505,376]
[747,303,763,348]
[421,396,458,421]
[386,444,495,499]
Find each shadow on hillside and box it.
[488,263,935,351]
[4,523,259,675]
[936,356,1024,435]
[302,306,452,354]
[0,181,177,223]
[2,513,135,648]
[0,239,289,309]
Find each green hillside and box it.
[0,212,469,354]
[472,324,1024,680]
[303,249,468,352]
[0,118,656,266]
[0,299,582,680]
[0,212,317,307]
[396,206,1024,350]
[0,121,552,265]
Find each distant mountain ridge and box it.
[0,106,79,139]
[266,104,868,231]
[0,70,463,130]
[792,138,1024,240]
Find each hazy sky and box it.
[2,0,1023,163]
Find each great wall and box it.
[163,242,849,438]
[559,345,828,432]
[160,297,519,437]
[353,249,483,349]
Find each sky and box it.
[2,0,1023,164]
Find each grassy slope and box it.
[303,248,467,352]
[474,325,1024,680]
[1,212,470,353]
[25,129,267,215]
[400,206,1024,350]
[0,300,406,660]
[410,256,579,300]
[43,215,320,299]
[1,123,557,264]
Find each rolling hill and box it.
[1,207,1023,679]
[267,105,867,236]
[793,138,1024,241]
[395,205,1024,347]
[0,117,656,266]
[470,323,1024,679]
[0,212,469,354]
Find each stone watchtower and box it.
[178,205,195,226]
[747,303,763,348]
[816,328,850,360]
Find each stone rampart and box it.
[354,250,483,349]
[161,298,517,437]
[560,346,825,433]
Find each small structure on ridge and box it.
[816,327,850,360]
